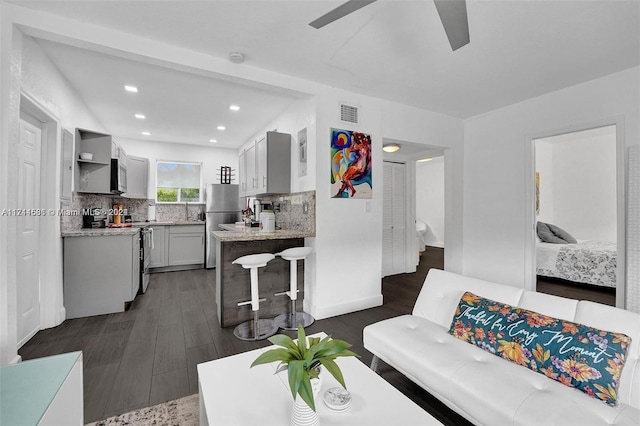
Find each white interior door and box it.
[17,117,42,346]
[383,161,407,277]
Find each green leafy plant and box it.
[156,188,177,202]
[250,327,359,411]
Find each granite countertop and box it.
[212,223,314,242]
[144,221,205,226]
[62,227,140,237]
[62,221,205,237]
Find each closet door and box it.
[383,161,406,277]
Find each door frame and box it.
[524,116,626,308]
[19,92,65,341]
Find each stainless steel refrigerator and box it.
[205,184,241,268]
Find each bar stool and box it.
[273,247,315,330]
[232,253,278,341]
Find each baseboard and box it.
[10,354,22,364]
[310,294,383,320]
[149,264,204,273]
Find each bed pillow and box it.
[448,291,631,406]
[537,222,567,244]
[547,223,577,244]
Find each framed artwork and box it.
[330,128,372,199]
[535,172,540,216]
[298,127,307,177]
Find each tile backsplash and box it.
[260,190,315,234]
[154,203,204,222]
[62,190,315,234]
[60,193,151,232]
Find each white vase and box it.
[290,374,322,426]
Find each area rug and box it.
[85,394,199,426]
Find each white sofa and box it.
[363,269,640,425]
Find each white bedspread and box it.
[536,240,617,288]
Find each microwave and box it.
[111,158,127,194]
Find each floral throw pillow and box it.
[448,292,632,406]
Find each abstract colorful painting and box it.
[330,128,372,199]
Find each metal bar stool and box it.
[232,253,278,341]
[273,247,315,330]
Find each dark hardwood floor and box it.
[536,275,615,306]
[19,245,610,425]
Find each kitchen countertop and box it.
[212,223,314,242]
[143,221,205,226]
[62,227,140,237]
[61,220,205,237]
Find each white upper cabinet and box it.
[239,131,291,197]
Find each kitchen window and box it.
[156,160,202,203]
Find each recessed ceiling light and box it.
[135,114,146,119]
[124,85,138,93]
[217,125,226,131]
[229,105,240,111]
[382,143,401,153]
[141,131,151,136]
[417,157,433,163]
[209,139,217,143]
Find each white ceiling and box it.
[14,0,640,150]
[35,39,305,148]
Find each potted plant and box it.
[250,326,359,412]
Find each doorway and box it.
[17,93,63,348]
[17,112,43,346]
[381,138,446,278]
[529,123,624,308]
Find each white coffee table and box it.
[198,333,442,425]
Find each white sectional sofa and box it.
[363,269,640,425]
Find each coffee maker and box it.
[82,208,107,228]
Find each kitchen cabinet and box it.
[63,232,140,319]
[169,225,205,266]
[149,225,168,268]
[256,131,291,194]
[124,155,149,199]
[74,128,128,195]
[60,128,74,200]
[149,224,204,271]
[239,143,257,197]
[238,131,291,197]
[74,128,112,194]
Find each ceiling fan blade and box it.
[433,0,470,51]
[309,0,378,29]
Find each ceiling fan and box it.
[309,0,470,51]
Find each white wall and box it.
[241,96,317,194]
[117,138,239,199]
[245,91,465,320]
[310,92,464,319]
[463,67,639,303]
[536,131,617,242]
[416,156,445,248]
[0,28,107,364]
[381,100,465,274]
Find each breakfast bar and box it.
[212,224,314,327]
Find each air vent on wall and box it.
[340,103,359,125]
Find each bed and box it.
[536,240,617,288]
